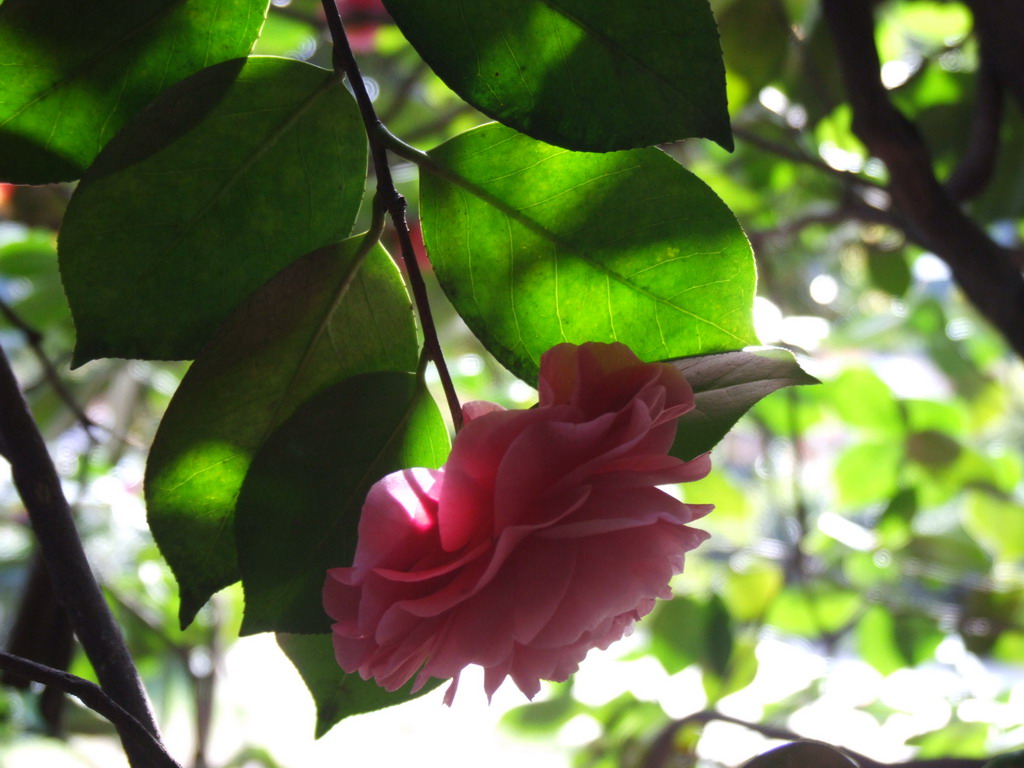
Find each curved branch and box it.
[733,125,887,191]
[945,57,1003,202]
[966,0,1024,112]
[319,0,463,431]
[821,0,1024,360]
[641,710,988,768]
[0,652,180,768]
[0,344,163,766]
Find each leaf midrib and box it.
[424,148,749,345]
[116,67,342,284]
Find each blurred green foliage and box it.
[1,0,1023,767]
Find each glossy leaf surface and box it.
[421,123,756,382]
[59,56,366,362]
[236,371,450,635]
[0,0,268,183]
[146,238,417,627]
[383,0,731,151]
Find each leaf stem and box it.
[0,344,165,767]
[319,0,462,431]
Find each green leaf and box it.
[835,441,903,507]
[962,491,1024,562]
[766,585,862,637]
[145,237,417,628]
[59,56,367,363]
[0,230,72,336]
[383,0,731,152]
[715,0,790,111]
[741,741,858,768]
[648,594,733,676]
[421,123,756,382]
[501,685,580,735]
[867,248,912,297]
[669,347,819,460]
[722,561,784,621]
[277,633,442,737]
[828,367,903,433]
[705,633,757,702]
[236,371,450,635]
[0,0,269,184]
[856,606,906,676]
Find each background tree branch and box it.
[0,344,165,767]
[821,0,1024,360]
[0,652,180,768]
[641,710,989,768]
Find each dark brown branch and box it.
[0,652,180,768]
[0,344,163,766]
[945,57,1003,202]
[966,0,1024,112]
[821,0,1024,360]
[641,710,988,768]
[319,0,463,430]
[1,551,74,733]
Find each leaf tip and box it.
[178,590,207,631]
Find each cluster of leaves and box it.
[0,0,824,754]
[3,0,1024,767]
[500,1,1024,766]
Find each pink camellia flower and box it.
[323,342,712,704]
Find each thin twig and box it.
[0,652,180,768]
[379,59,430,124]
[319,0,463,431]
[0,342,164,767]
[732,125,887,191]
[641,710,988,768]
[0,296,100,443]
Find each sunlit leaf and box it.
[501,684,580,735]
[835,441,902,507]
[0,0,269,183]
[907,721,989,758]
[722,562,784,621]
[146,238,417,627]
[962,493,1024,561]
[828,367,903,433]
[384,0,731,152]
[421,123,757,382]
[856,606,906,675]
[277,633,442,736]
[766,585,862,637]
[705,633,757,702]
[680,467,754,543]
[59,56,367,362]
[236,371,449,635]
